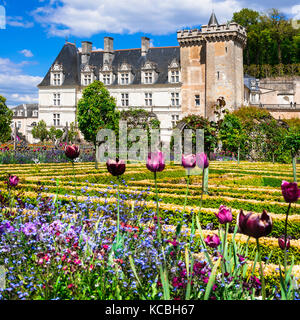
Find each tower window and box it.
[195,95,200,106]
[217,71,220,80]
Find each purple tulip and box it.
[146,151,165,172]
[204,234,220,248]
[278,235,291,250]
[215,205,233,224]
[181,154,196,169]
[8,175,19,187]
[196,152,209,169]
[106,158,126,176]
[281,180,299,203]
[65,144,80,160]
[238,210,273,239]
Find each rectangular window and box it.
[171,70,179,83]
[121,73,129,85]
[53,93,61,106]
[171,92,180,106]
[103,74,111,85]
[195,94,200,106]
[144,72,153,84]
[53,113,60,126]
[145,92,152,106]
[53,73,61,86]
[171,115,179,128]
[84,74,92,86]
[17,121,22,129]
[121,93,129,107]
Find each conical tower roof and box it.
[208,11,219,26]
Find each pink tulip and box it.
[181,154,196,169]
[196,152,209,169]
[215,205,232,224]
[146,151,165,172]
[281,180,299,203]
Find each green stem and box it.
[117,176,120,244]
[182,173,190,220]
[154,172,162,243]
[284,202,291,274]
[72,161,78,207]
[256,238,266,300]
[198,168,205,217]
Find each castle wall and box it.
[180,44,206,117]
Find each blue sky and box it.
[0,0,299,107]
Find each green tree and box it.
[77,81,120,165]
[0,95,13,143]
[32,120,48,142]
[219,113,246,163]
[48,126,63,142]
[68,122,79,143]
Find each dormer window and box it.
[83,74,92,86]
[53,73,61,85]
[120,73,129,85]
[118,62,134,85]
[144,72,153,84]
[50,63,64,86]
[99,63,115,86]
[141,61,158,84]
[81,64,95,86]
[168,59,181,83]
[171,70,180,83]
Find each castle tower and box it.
[177,13,247,119]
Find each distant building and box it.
[244,75,300,119]
[11,103,39,143]
[37,13,248,142]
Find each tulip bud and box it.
[281,180,299,203]
[215,205,232,224]
[8,175,19,187]
[196,152,209,169]
[204,234,220,248]
[181,154,196,169]
[278,235,290,250]
[65,144,80,160]
[106,159,126,176]
[238,210,273,239]
[146,151,165,172]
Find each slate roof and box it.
[38,43,180,87]
[244,74,260,92]
[12,104,39,118]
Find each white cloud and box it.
[6,16,34,28]
[32,0,242,37]
[0,58,42,106]
[19,49,34,58]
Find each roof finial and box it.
[208,11,219,26]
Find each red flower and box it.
[106,158,126,176]
[65,144,80,160]
[238,210,273,239]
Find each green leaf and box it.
[204,257,221,300]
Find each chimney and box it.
[81,41,92,65]
[141,37,150,56]
[103,37,114,64]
